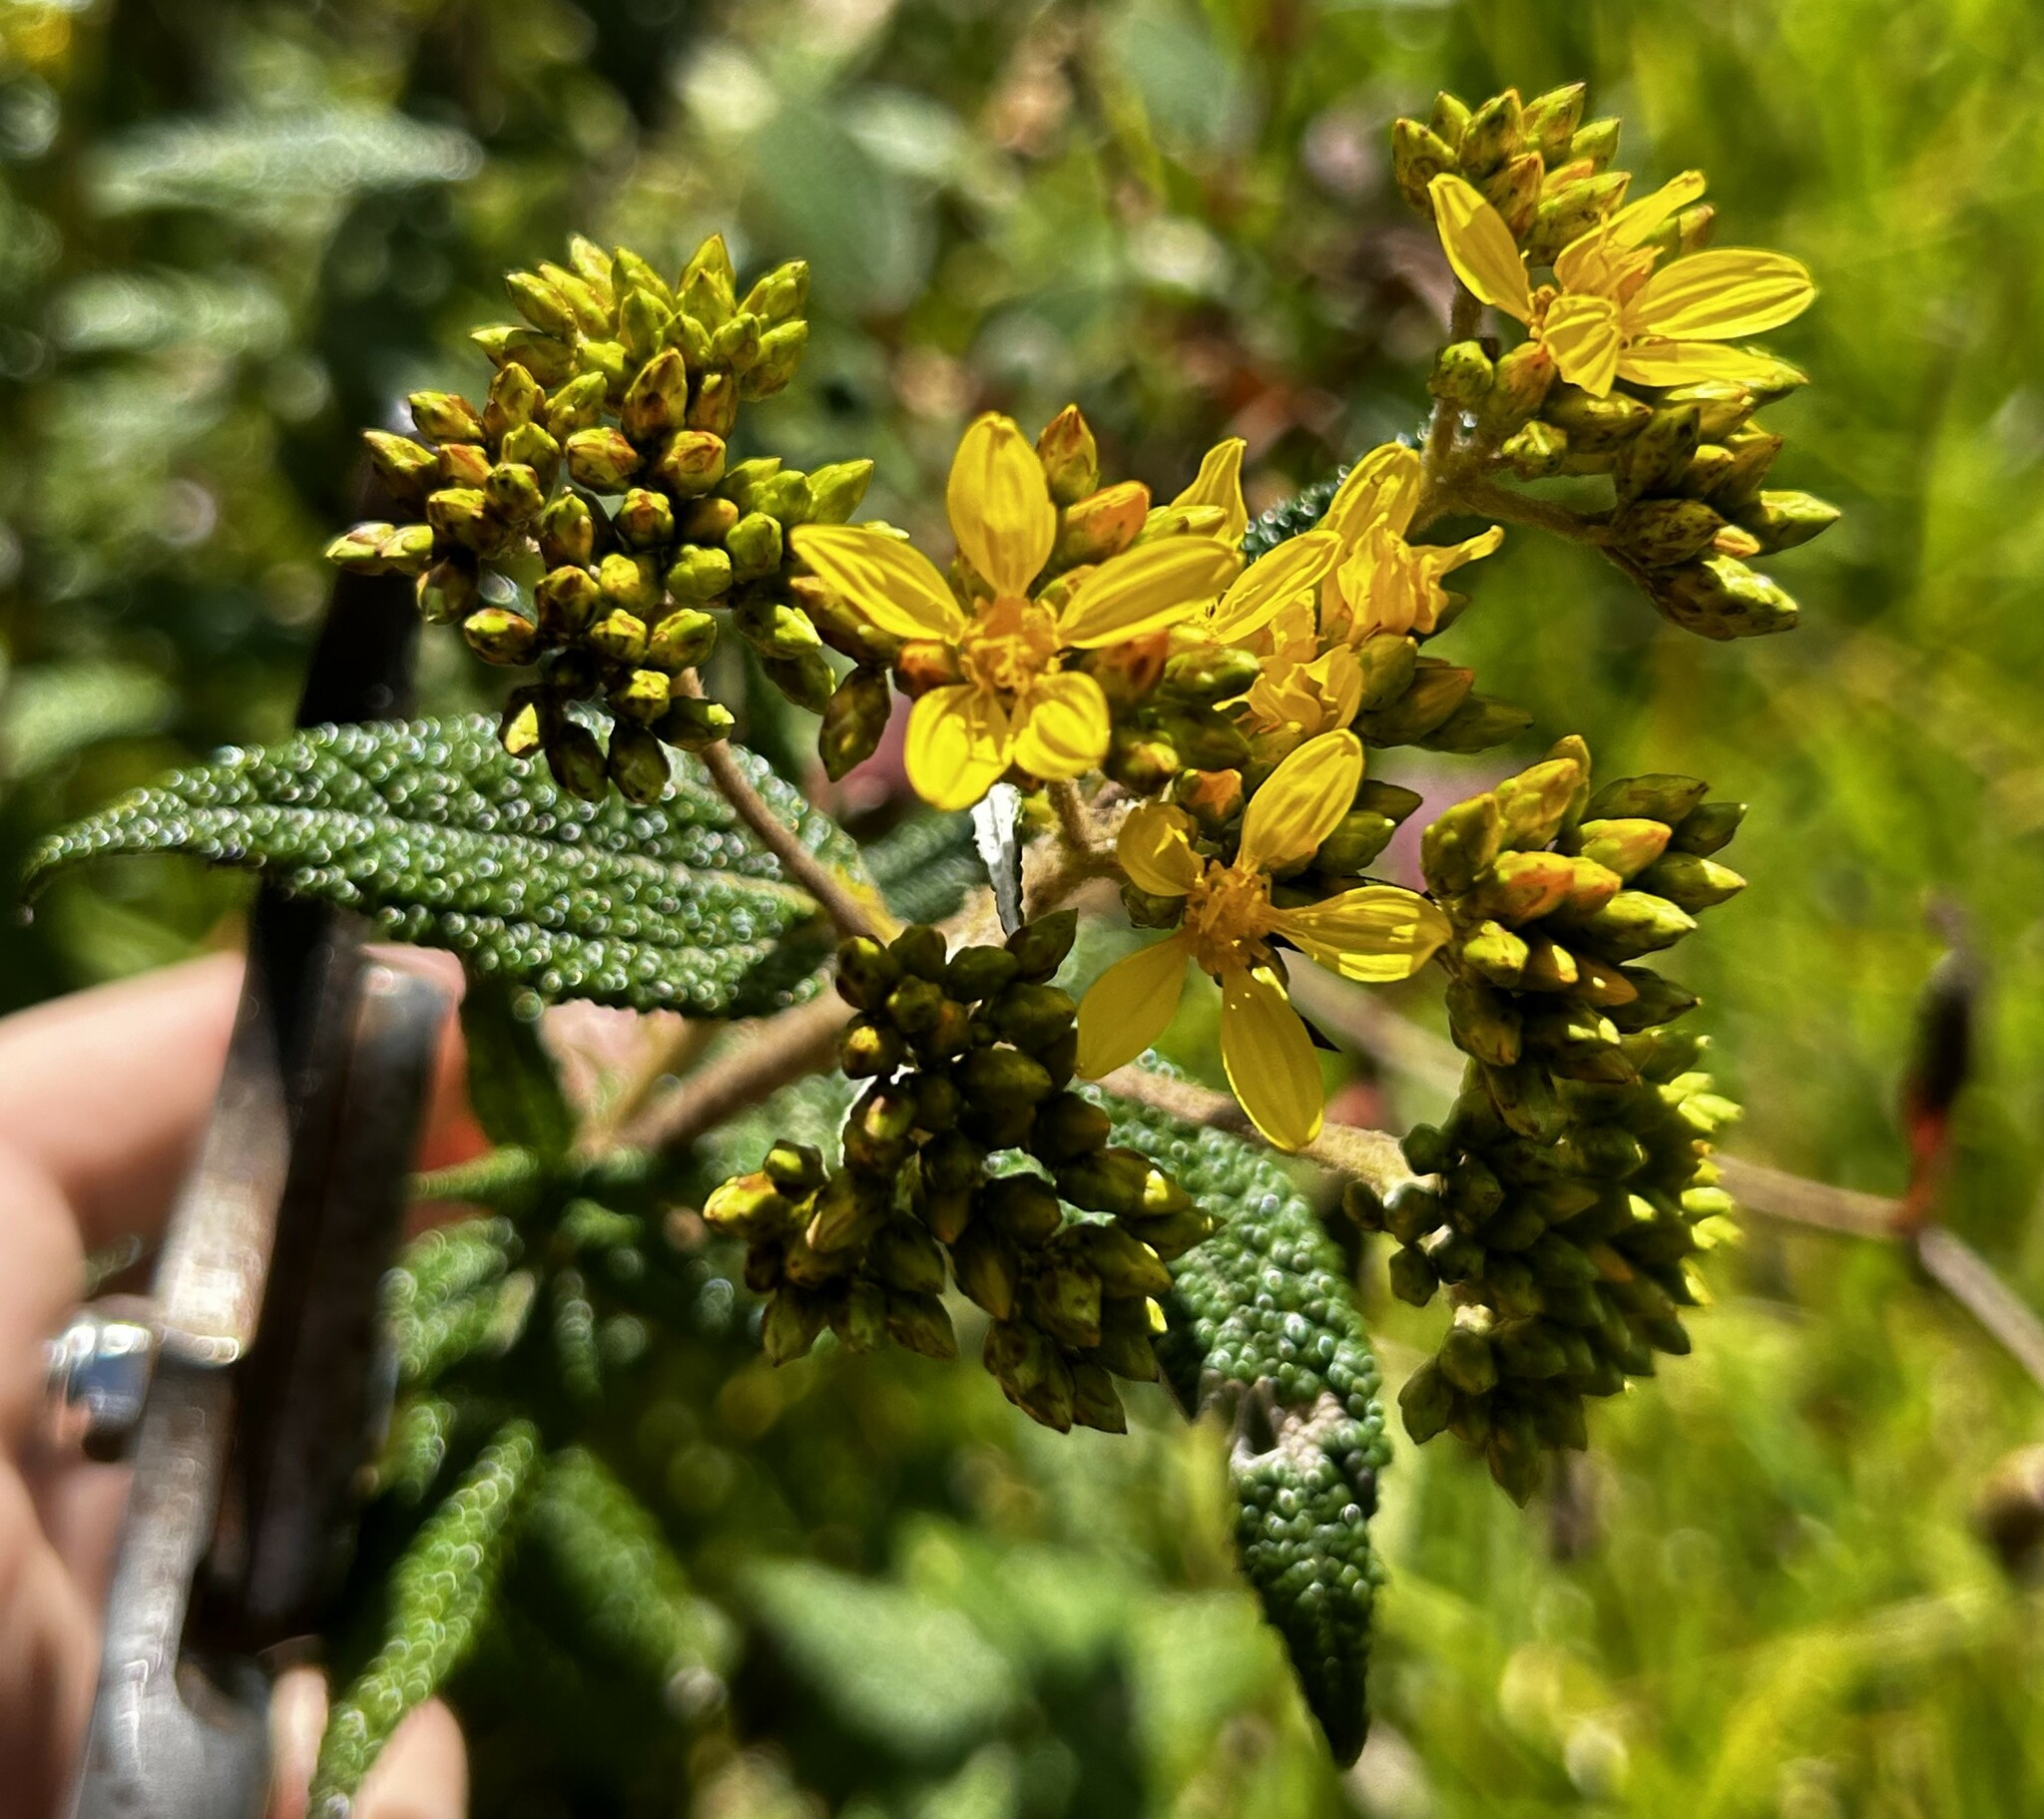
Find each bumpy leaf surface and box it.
[25,715,854,1015]
[1102,1086,1389,1767]
[311,1420,539,1812]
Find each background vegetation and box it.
[5,0,2044,1812]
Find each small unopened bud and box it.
[462,607,539,667]
[741,258,809,324]
[546,723,608,801]
[740,320,807,398]
[818,666,891,781]
[409,390,484,443]
[1053,481,1149,568]
[725,511,783,581]
[565,427,642,491]
[651,430,727,498]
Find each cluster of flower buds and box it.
[325,233,876,800]
[1391,85,1836,642]
[1346,744,1746,1499]
[703,915,1212,1432]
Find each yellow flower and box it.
[791,415,1242,811]
[1240,597,1361,747]
[1075,730,1449,1149]
[1428,170,1815,398]
[1315,443,1502,646]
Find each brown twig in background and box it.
[622,993,853,1156]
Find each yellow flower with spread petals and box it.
[1075,730,1449,1150]
[1315,443,1503,647]
[792,415,1242,811]
[1427,170,1815,399]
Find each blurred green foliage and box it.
[7,0,2044,1812]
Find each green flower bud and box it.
[505,268,580,339]
[762,1287,827,1365]
[1613,497,1727,568]
[538,493,597,569]
[1736,489,1840,554]
[474,326,572,386]
[1479,335,1556,437]
[882,973,947,1036]
[828,1277,889,1353]
[498,685,558,757]
[648,606,718,672]
[610,487,672,551]
[409,390,485,443]
[575,338,628,392]
[1660,380,1756,442]
[363,430,438,502]
[835,936,901,1010]
[1069,1362,1127,1434]
[606,720,671,803]
[586,608,649,668]
[484,460,545,525]
[680,233,739,328]
[985,983,1077,1054]
[616,346,687,448]
[1447,976,1523,1068]
[1460,920,1531,988]
[819,666,891,781]
[884,1289,957,1361]
[839,1014,903,1081]
[1063,1223,1172,1299]
[611,668,671,724]
[425,488,494,555]
[546,723,608,801]
[617,284,672,366]
[726,511,783,581]
[765,1141,826,1193]
[1029,1255,1103,1351]
[977,1173,1064,1243]
[949,1222,1020,1320]
[1439,1321,1498,1395]
[1521,81,1585,157]
[1429,339,1494,409]
[547,372,611,437]
[1027,1093,1111,1164]
[1520,171,1630,265]
[1575,817,1671,881]
[801,459,873,527]
[1615,404,1702,502]
[438,442,493,489]
[1429,91,1471,145]
[324,522,395,572]
[710,310,762,371]
[1605,969,1701,1034]
[1312,809,1398,877]
[652,694,734,751]
[652,430,728,498]
[1543,384,1651,450]
[752,469,816,526]
[1388,1244,1440,1307]
[912,1071,963,1131]
[1398,1357,1454,1444]
[1635,852,1746,912]
[1456,89,1523,177]
[462,607,539,667]
[1501,419,1568,479]
[1571,891,1697,960]
[807,1169,888,1252]
[1569,117,1621,170]
[1354,633,1419,710]
[1357,659,1474,744]
[1421,792,1502,895]
[741,258,809,325]
[741,319,807,399]
[565,427,642,491]
[1007,911,1077,982]
[871,1219,947,1297]
[1390,117,1459,210]
[692,372,740,436]
[613,247,673,310]
[1669,800,1745,857]
[1161,645,1262,705]
[417,557,478,626]
[666,545,734,603]
[922,1131,986,1200]
[1117,1204,1214,1260]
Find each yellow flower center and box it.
[1184,859,1275,974]
[959,595,1060,699]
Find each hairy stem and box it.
[698,736,893,944]
[622,993,852,1156]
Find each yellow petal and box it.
[1615,338,1800,388]
[1171,438,1249,545]
[1055,537,1243,649]
[1272,885,1452,982]
[946,412,1057,598]
[1076,934,1192,1078]
[1606,169,1707,248]
[1427,175,1534,322]
[790,524,965,642]
[1541,291,1624,397]
[1117,802,1203,897]
[1417,523,1505,582]
[1220,963,1324,1151]
[1010,670,1111,779]
[1208,531,1342,643]
[1625,249,1815,341]
[1320,443,1424,546]
[1238,728,1363,874]
[903,682,1012,812]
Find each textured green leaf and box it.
[521,1448,731,1692]
[311,1420,540,1814]
[1240,467,1345,562]
[1101,1084,1389,1767]
[24,715,854,1016]
[861,807,981,926]
[462,980,575,1159]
